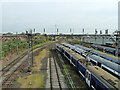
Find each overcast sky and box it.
[1,0,119,34]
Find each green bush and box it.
[2,35,50,58]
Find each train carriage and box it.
[56,43,62,52]
[88,55,120,79]
[75,44,92,52]
[58,43,90,75]
[60,43,120,77]
[105,48,115,55]
[62,43,88,57]
[87,66,119,90]
[91,45,120,57]
[56,43,120,90]
[74,48,87,57]
[76,44,120,64]
[97,46,104,52]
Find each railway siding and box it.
[1,41,56,88]
[46,49,66,89]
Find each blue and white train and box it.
[62,43,88,57]
[61,43,120,79]
[56,43,119,90]
[87,55,120,79]
[75,44,120,65]
[90,51,120,65]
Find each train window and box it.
[102,66,119,79]
[72,58,76,65]
[86,71,90,80]
[66,53,70,59]
[68,54,70,59]
[81,69,84,75]
[71,58,73,61]
[80,60,82,63]
[90,60,96,65]
[75,51,77,53]
[98,47,103,51]
[86,72,89,78]
[82,69,86,76]
[92,77,96,87]
[97,62,101,67]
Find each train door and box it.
[86,70,91,87]
[103,48,105,53]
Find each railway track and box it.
[49,49,62,89]
[55,50,76,89]
[2,57,28,88]
[1,42,54,88]
[1,51,27,76]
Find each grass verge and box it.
[17,48,48,88]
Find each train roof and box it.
[74,44,92,51]
[62,43,87,54]
[75,47,87,53]
[90,50,120,64]
[60,45,91,66]
[56,43,60,46]
[87,66,120,89]
[106,42,114,44]
[89,55,120,73]
[62,43,76,49]
[61,45,85,59]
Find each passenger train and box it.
[61,43,120,79]
[75,44,120,65]
[62,43,88,57]
[56,43,119,90]
[74,44,92,52]
[88,55,120,79]
[91,45,120,57]
[90,51,120,65]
